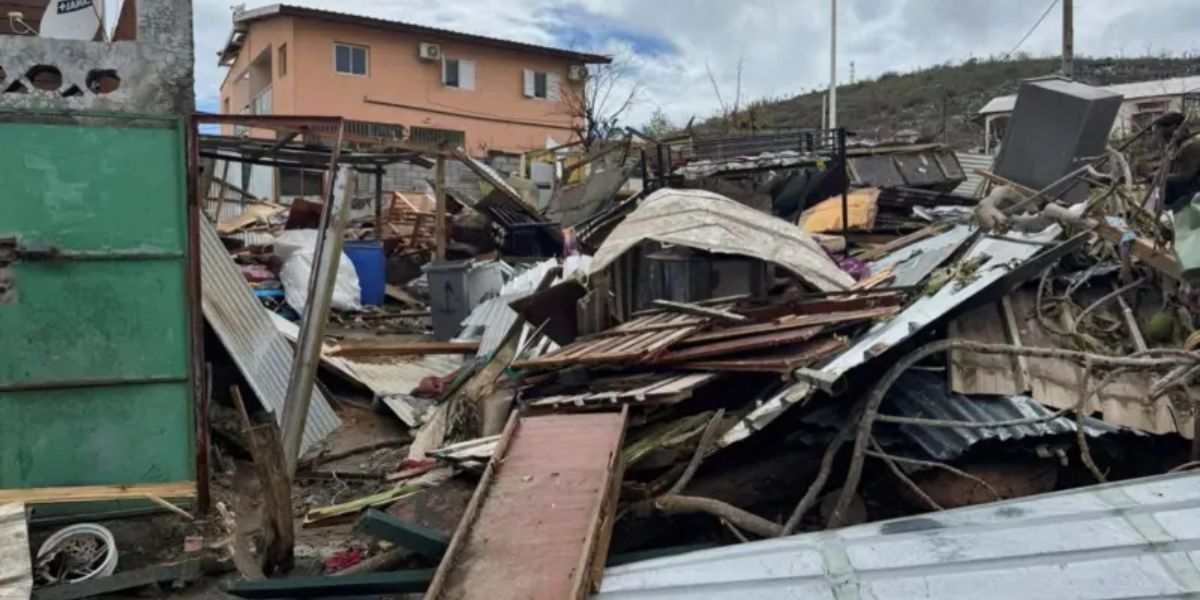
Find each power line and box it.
[1004,0,1061,60]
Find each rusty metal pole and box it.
[280,166,354,475]
[435,155,447,261]
[280,120,350,475]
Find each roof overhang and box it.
[228,4,612,66]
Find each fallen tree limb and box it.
[862,449,1001,502]
[868,438,942,511]
[654,495,782,538]
[825,340,1200,529]
[666,409,725,496]
[781,401,862,535]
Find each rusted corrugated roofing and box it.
[234,4,612,64]
[199,216,341,452]
[885,371,1132,461]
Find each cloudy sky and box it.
[190,0,1200,127]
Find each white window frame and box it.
[442,57,475,91]
[524,69,560,101]
[334,43,369,77]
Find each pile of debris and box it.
[11,79,1200,600]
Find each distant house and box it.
[977,75,1200,154]
[216,4,610,156]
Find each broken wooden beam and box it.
[652,299,748,323]
[327,340,480,358]
[0,482,196,505]
[352,509,449,559]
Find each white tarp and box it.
[274,229,362,313]
[589,188,855,291]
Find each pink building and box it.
[217,4,610,156]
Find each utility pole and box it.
[821,93,828,130]
[829,0,838,130]
[1062,0,1074,78]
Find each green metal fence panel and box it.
[0,116,195,495]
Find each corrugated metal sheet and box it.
[200,216,341,452]
[598,470,1200,599]
[590,188,855,292]
[886,371,1129,461]
[821,224,1061,381]
[271,314,462,427]
[458,258,561,357]
[953,152,993,198]
[720,224,1062,448]
[869,225,973,289]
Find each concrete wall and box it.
[219,14,582,155]
[219,16,294,136]
[0,0,194,115]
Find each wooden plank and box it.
[683,306,899,345]
[680,336,848,373]
[652,300,748,323]
[656,326,824,364]
[0,482,196,504]
[947,302,1022,396]
[217,202,286,235]
[426,411,628,600]
[0,503,31,600]
[1093,218,1182,281]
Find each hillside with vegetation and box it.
[694,56,1200,150]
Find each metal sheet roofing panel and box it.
[721,225,1062,448]
[598,471,1200,599]
[200,216,341,452]
[869,224,973,289]
[886,371,1129,461]
[953,152,994,198]
[590,188,855,292]
[819,224,1061,381]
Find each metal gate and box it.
[0,113,196,509]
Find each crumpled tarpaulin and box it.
[589,188,855,292]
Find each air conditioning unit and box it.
[418,43,441,61]
[567,65,588,81]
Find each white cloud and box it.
[192,0,1200,128]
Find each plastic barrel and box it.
[343,240,386,306]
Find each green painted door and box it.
[0,115,194,496]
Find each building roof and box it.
[222,4,611,66]
[978,75,1200,116]
[597,470,1200,599]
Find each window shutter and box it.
[460,60,475,91]
[523,69,535,97]
[547,73,562,101]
